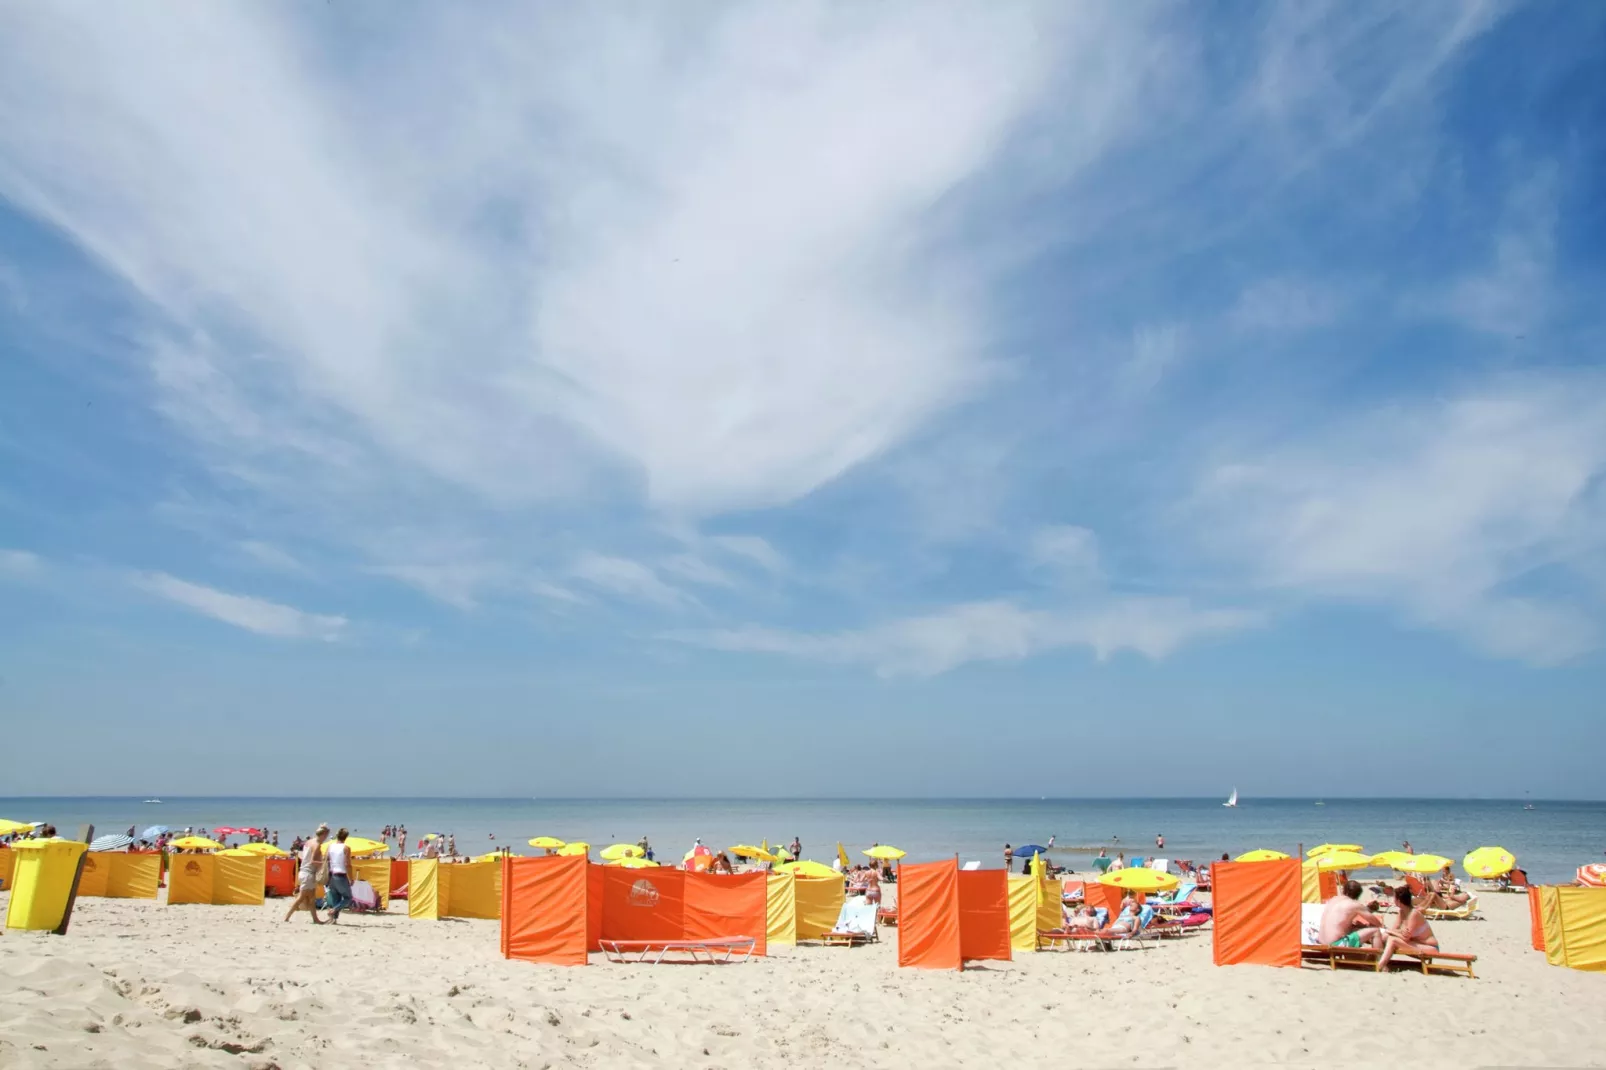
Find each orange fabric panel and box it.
[684,872,767,956]
[956,869,1011,962]
[587,864,604,952]
[1318,871,1338,900]
[599,866,686,942]
[1088,882,1127,916]
[264,858,295,897]
[390,860,410,895]
[1211,859,1301,968]
[1529,886,1545,952]
[897,860,961,970]
[502,855,589,966]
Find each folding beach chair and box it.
[821,897,879,946]
[346,880,382,914]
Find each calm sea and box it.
[4,796,1600,883]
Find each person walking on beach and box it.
[285,825,329,924]
[325,828,354,923]
[1003,844,1013,870]
[397,825,407,857]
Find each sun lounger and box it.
[1037,927,1117,951]
[821,897,879,946]
[1300,943,1476,978]
[347,880,382,914]
[600,938,757,964]
[961,860,981,871]
[1423,896,1479,920]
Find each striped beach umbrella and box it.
[1578,864,1606,888]
[89,834,134,852]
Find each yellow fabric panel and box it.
[442,861,501,919]
[1037,879,1062,935]
[353,858,391,910]
[4,841,88,931]
[167,854,216,906]
[77,853,112,897]
[0,849,16,889]
[107,854,162,900]
[794,876,845,941]
[1301,863,1321,904]
[409,860,440,919]
[1550,887,1606,972]
[1541,886,1565,967]
[1008,875,1037,951]
[214,856,265,905]
[766,873,796,946]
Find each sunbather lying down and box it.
[1061,905,1100,931]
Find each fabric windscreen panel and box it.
[956,869,1011,963]
[766,873,797,946]
[1542,886,1606,972]
[408,859,440,919]
[793,876,845,942]
[264,858,296,898]
[0,849,15,890]
[1211,859,1301,968]
[587,864,604,951]
[600,866,686,943]
[1007,875,1037,951]
[1528,886,1545,952]
[684,872,767,955]
[390,860,410,896]
[1037,879,1062,935]
[502,855,589,966]
[77,853,112,897]
[214,856,265,905]
[897,860,961,970]
[353,858,391,910]
[166,855,216,906]
[1300,863,1321,904]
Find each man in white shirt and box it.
[325,827,354,923]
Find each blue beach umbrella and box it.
[142,825,170,839]
[1013,844,1050,858]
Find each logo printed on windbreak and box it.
[629,879,660,907]
[185,860,202,876]
[83,857,98,872]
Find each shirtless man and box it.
[284,824,329,924]
[1318,879,1384,948]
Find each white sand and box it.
[2,887,1604,1069]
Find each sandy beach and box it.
[3,885,1604,1069]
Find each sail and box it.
[1224,787,1238,807]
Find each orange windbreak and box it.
[587,863,604,952]
[264,858,295,897]
[956,869,1011,962]
[600,866,686,943]
[390,860,410,894]
[502,855,588,966]
[1211,859,1301,967]
[684,872,768,956]
[1319,871,1338,901]
[1529,886,1545,951]
[897,860,961,970]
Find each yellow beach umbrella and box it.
[0,818,35,836]
[475,851,516,863]
[322,837,388,857]
[777,859,838,878]
[730,845,776,862]
[1463,846,1515,879]
[864,845,907,860]
[610,856,659,868]
[1369,851,1412,869]
[233,842,289,857]
[837,842,851,869]
[217,848,259,857]
[1098,868,1180,892]
[1235,849,1289,862]
[1394,853,1454,875]
[528,836,566,850]
[1313,850,1377,871]
[169,836,224,851]
[1307,843,1363,858]
[600,843,643,861]
[557,842,590,856]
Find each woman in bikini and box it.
[1376,885,1437,971]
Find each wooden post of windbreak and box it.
[54,823,94,936]
[1298,843,1304,862]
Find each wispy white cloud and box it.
[1028,526,1102,586]
[237,540,309,576]
[1428,164,1557,336]
[366,563,500,612]
[569,553,689,610]
[1229,278,1343,333]
[706,535,786,574]
[1196,374,1606,664]
[132,572,347,641]
[668,597,1259,677]
[0,548,42,577]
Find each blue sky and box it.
[2,2,1604,798]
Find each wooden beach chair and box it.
[1300,943,1477,978]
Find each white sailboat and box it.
[1224,787,1238,808]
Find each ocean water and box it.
[3,796,1600,884]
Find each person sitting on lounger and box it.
[1319,879,1385,948]
[1431,866,1470,907]
[1106,896,1140,935]
[1377,886,1438,971]
[1061,904,1099,930]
